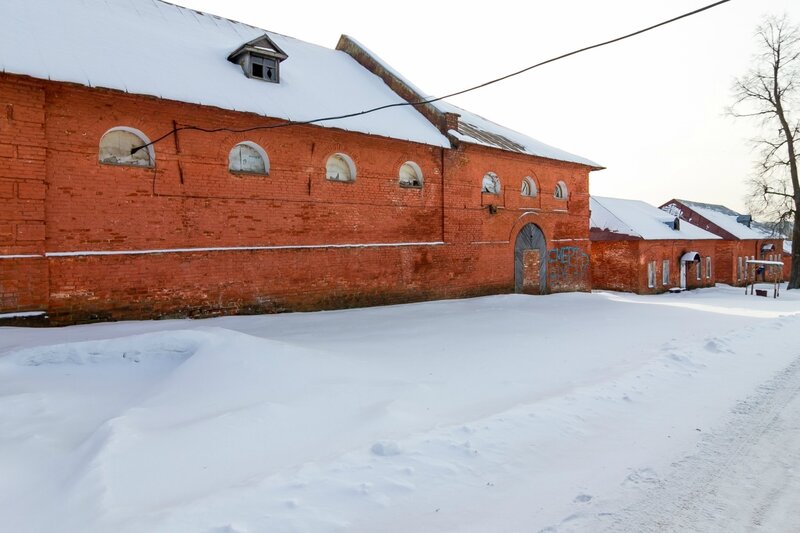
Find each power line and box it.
[133,0,731,155]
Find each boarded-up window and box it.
[326,153,356,182]
[399,161,423,187]
[229,142,269,174]
[521,176,537,197]
[482,172,501,194]
[99,128,154,167]
[648,261,656,288]
[662,260,670,285]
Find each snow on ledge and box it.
[45,242,446,257]
[0,311,46,319]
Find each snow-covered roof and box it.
[662,200,765,240]
[0,0,450,148]
[340,36,601,168]
[441,101,602,169]
[591,197,720,241]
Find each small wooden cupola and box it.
[228,34,288,83]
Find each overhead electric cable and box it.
[133,0,731,154]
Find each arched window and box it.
[229,142,269,174]
[521,176,537,197]
[98,127,154,167]
[554,181,568,200]
[326,153,356,182]
[482,172,501,194]
[399,161,423,188]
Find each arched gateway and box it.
[514,223,547,294]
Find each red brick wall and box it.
[721,239,785,286]
[591,240,639,292]
[0,76,48,314]
[784,250,792,280]
[591,239,718,294]
[650,240,717,292]
[1,73,593,322]
[714,240,736,285]
[47,245,515,320]
[443,143,592,293]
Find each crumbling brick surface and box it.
[1,73,594,323]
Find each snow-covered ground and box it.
[2,285,800,532]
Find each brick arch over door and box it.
[514,223,547,294]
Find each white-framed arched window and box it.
[521,176,537,197]
[326,153,356,182]
[229,141,270,175]
[482,171,501,194]
[399,161,423,188]
[98,127,154,167]
[554,180,568,200]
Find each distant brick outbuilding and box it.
[590,197,720,294]
[0,0,602,323]
[660,200,785,286]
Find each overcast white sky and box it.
[175,0,798,214]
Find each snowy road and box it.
[3,286,800,532]
[609,353,800,532]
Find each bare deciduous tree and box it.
[730,15,800,288]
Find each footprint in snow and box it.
[704,338,731,354]
[624,467,661,486]
[371,441,402,456]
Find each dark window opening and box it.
[252,62,264,78]
[250,56,279,83]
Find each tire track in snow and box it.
[608,353,800,532]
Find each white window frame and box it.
[228,141,270,175]
[647,260,656,288]
[706,256,712,279]
[521,176,537,197]
[554,180,568,200]
[662,259,670,285]
[399,161,423,188]
[98,126,155,167]
[326,153,357,182]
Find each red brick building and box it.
[590,197,720,294]
[0,0,601,323]
[660,200,785,286]
[783,241,793,280]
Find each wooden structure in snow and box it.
[744,260,784,298]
